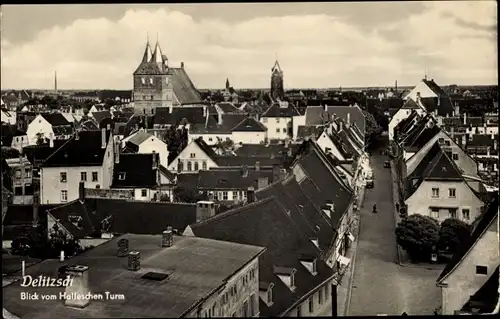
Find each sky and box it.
[1,2,497,90]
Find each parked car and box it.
[384,161,390,168]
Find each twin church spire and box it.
[140,33,167,65]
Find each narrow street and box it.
[347,143,442,316]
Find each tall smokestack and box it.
[395,80,398,93]
[54,71,58,95]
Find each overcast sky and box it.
[1,2,497,90]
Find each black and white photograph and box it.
[1,1,498,318]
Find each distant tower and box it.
[132,35,173,115]
[54,71,58,95]
[225,78,230,90]
[270,60,284,101]
[395,80,398,93]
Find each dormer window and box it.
[149,78,154,85]
[267,283,274,304]
[118,172,126,180]
[141,77,145,85]
[300,257,318,276]
[274,266,297,291]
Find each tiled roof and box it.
[442,116,483,128]
[325,132,353,159]
[296,125,324,139]
[234,144,299,158]
[467,134,499,147]
[188,196,333,317]
[169,67,203,105]
[112,153,159,188]
[91,110,112,124]
[79,119,100,131]
[231,117,267,132]
[261,102,300,118]
[400,115,433,146]
[401,99,421,109]
[98,90,132,101]
[419,97,454,116]
[126,130,152,146]
[1,124,25,146]
[305,106,333,126]
[193,137,218,161]
[198,168,275,190]
[41,130,111,167]
[3,204,57,227]
[153,107,205,126]
[158,164,176,182]
[422,79,449,97]
[49,196,197,237]
[41,113,70,126]
[2,234,263,318]
[215,156,284,168]
[216,102,243,113]
[367,97,404,111]
[405,123,441,151]
[22,141,68,167]
[460,265,499,313]
[52,125,74,136]
[305,105,365,136]
[437,197,498,283]
[255,176,335,254]
[177,173,199,189]
[394,111,419,136]
[336,128,360,159]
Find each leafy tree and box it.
[215,137,235,155]
[48,223,82,257]
[173,185,207,203]
[35,133,48,145]
[395,214,440,262]
[438,218,471,253]
[164,125,188,164]
[1,147,20,159]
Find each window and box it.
[283,127,287,133]
[92,172,98,182]
[452,153,459,160]
[222,191,228,200]
[141,77,145,84]
[262,118,267,123]
[208,137,213,142]
[325,284,329,299]
[444,140,451,146]
[24,168,31,178]
[431,208,439,219]
[431,188,439,198]
[61,190,68,202]
[190,153,196,158]
[141,189,147,197]
[438,138,444,144]
[449,208,457,219]
[187,161,192,171]
[243,300,249,317]
[149,77,153,84]
[202,161,207,170]
[308,297,314,313]
[250,294,256,316]
[15,170,21,178]
[194,162,199,171]
[118,172,126,180]
[276,128,280,133]
[267,286,273,304]
[60,172,67,183]
[150,95,154,100]
[178,160,184,172]
[319,285,323,304]
[462,209,470,220]
[290,272,295,289]
[276,118,280,123]
[312,259,317,274]
[476,265,488,275]
[81,172,87,181]
[449,188,456,198]
[297,305,302,317]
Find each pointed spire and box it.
[226,78,230,89]
[151,38,163,64]
[141,35,153,63]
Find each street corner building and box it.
[2,234,265,318]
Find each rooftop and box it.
[2,234,264,319]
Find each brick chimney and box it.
[128,251,140,271]
[487,146,491,157]
[117,238,129,257]
[346,113,351,127]
[78,181,85,201]
[450,127,454,138]
[247,187,255,203]
[64,265,90,308]
[32,191,40,226]
[257,177,269,190]
[494,140,498,151]
[101,128,106,149]
[255,161,260,171]
[114,139,120,164]
[463,113,467,125]
[241,165,248,177]
[196,201,215,222]
[162,226,173,247]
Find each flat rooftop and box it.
[2,234,265,319]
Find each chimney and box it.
[346,113,351,127]
[75,130,79,140]
[416,92,421,102]
[114,140,120,164]
[491,132,496,140]
[463,113,467,125]
[162,226,173,247]
[152,151,157,168]
[257,177,269,190]
[203,105,207,117]
[487,146,491,157]
[255,161,260,171]
[117,238,129,257]
[450,127,454,138]
[196,201,215,222]
[127,251,140,271]
[247,187,255,203]
[101,128,106,149]
[79,181,85,201]
[285,139,290,149]
[64,265,90,308]
[217,111,223,125]
[169,105,173,114]
[49,134,54,148]
[272,164,281,182]
[60,250,65,262]
[454,102,460,116]
[339,121,343,131]
[181,62,184,68]
[241,165,248,177]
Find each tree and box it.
[173,185,207,203]
[438,218,471,253]
[395,214,440,262]
[1,147,20,159]
[215,137,235,155]
[35,133,48,145]
[48,223,82,257]
[164,125,189,164]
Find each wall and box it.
[292,115,306,140]
[138,136,169,167]
[440,215,498,315]
[186,257,260,318]
[231,131,266,145]
[26,115,54,145]
[133,73,173,115]
[261,117,292,140]
[188,133,232,146]
[404,82,438,101]
[204,189,248,202]
[405,180,483,224]
[10,135,29,151]
[388,108,412,141]
[167,141,218,173]
[101,136,116,190]
[285,279,334,317]
[316,132,346,161]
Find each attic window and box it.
[141,272,169,281]
[118,172,126,180]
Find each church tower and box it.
[270,60,284,101]
[133,37,174,115]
